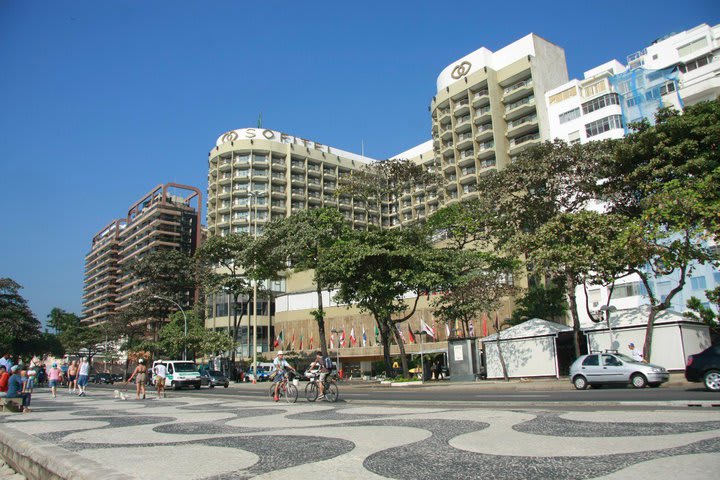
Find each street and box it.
[1,384,719,479]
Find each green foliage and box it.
[0,278,41,355]
[685,286,720,336]
[156,311,233,359]
[425,198,495,250]
[49,308,105,358]
[509,283,568,326]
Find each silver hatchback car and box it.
[569,352,669,390]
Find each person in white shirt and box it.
[628,342,644,362]
[77,358,91,396]
[154,362,167,399]
[271,351,296,402]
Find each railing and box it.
[504,78,533,94]
[505,95,534,112]
[508,114,537,129]
[511,132,540,146]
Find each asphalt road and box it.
[86,381,720,407]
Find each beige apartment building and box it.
[205,34,569,373]
[82,183,202,325]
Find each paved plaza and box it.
[1,389,720,480]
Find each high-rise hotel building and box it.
[205,34,570,365]
[82,183,202,325]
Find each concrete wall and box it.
[483,336,558,379]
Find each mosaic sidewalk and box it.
[1,391,719,479]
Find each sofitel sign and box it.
[217,128,332,154]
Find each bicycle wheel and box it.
[285,383,298,403]
[305,381,318,402]
[324,381,339,402]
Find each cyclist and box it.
[308,351,332,400]
[271,351,296,402]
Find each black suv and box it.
[685,345,720,391]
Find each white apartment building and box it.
[542,23,720,324]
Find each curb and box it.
[0,423,128,480]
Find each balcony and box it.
[479,156,497,171]
[460,167,476,183]
[271,172,286,183]
[475,122,494,142]
[443,159,456,172]
[476,141,495,160]
[503,78,534,103]
[504,94,535,121]
[455,113,471,127]
[472,89,490,106]
[458,149,475,168]
[453,99,470,116]
[509,131,541,155]
[440,123,453,141]
[438,107,451,121]
[473,106,491,124]
[456,131,473,150]
[506,113,538,137]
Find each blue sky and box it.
[1,0,718,325]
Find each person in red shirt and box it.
[0,365,9,395]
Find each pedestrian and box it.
[47,362,62,398]
[0,365,9,397]
[153,361,167,399]
[127,359,148,400]
[6,365,31,413]
[433,361,442,381]
[77,357,90,396]
[628,342,644,362]
[67,360,78,394]
[0,353,13,373]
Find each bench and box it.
[0,397,23,412]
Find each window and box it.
[660,81,676,96]
[714,272,720,283]
[582,80,608,98]
[677,37,708,58]
[559,108,581,124]
[612,282,644,299]
[582,355,599,366]
[691,276,707,290]
[581,93,620,115]
[585,115,623,137]
[679,54,713,73]
[568,131,581,144]
[602,354,621,366]
[548,86,578,104]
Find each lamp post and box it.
[414,330,427,383]
[331,328,343,376]
[153,295,187,360]
[599,305,618,352]
[247,190,267,384]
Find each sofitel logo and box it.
[221,131,239,143]
[451,61,472,79]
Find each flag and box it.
[494,311,500,330]
[350,327,356,346]
[330,334,335,350]
[421,319,435,338]
[291,331,296,350]
[469,320,475,337]
[362,327,367,347]
[309,335,314,350]
[340,330,346,347]
[274,329,284,349]
[374,325,380,343]
[482,314,488,337]
[397,325,406,343]
[407,326,416,344]
[445,323,451,339]
[299,334,303,351]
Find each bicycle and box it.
[268,372,298,404]
[304,371,339,403]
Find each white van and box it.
[152,360,201,390]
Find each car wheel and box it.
[194,384,200,390]
[631,373,647,388]
[173,382,180,391]
[224,384,229,388]
[209,384,215,389]
[703,370,720,392]
[573,375,588,390]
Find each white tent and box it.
[480,319,573,379]
[583,306,710,371]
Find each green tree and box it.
[319,226,455,377]
[0,278,41,355]
[509,283,568,326]
[50,309,105,359]
[685,286,720,338]
[157,311,233,359]
[265,208,350,357]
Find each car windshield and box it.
[173,362,197,372]
[614,353,641,364]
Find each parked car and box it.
[94,372,114,384]
[569,352,669,390]
[685,345,720,392]
[200,369,230,388]
[246,366,271,382]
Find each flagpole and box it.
[420,326,424,384]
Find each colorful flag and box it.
[273,329,284,349]
[330,334,335,350]
[291,331,296,349]
[309,335,314,350]
[374,325,380,343]
[350,327,357,346]
[421,319,435,338]
[445,323,451,338]
[299,334,304,351]
[397,325,406,343]
[340,330,346,347]
[362,327,367,347]
[469,320,475,337]
[407,326,416,344]
[482,314,488,337]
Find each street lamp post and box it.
[414,330,427,383]
[153,295,187,360]
[331,328,343,377]
[599,305,618,351]
[247,190,266,384]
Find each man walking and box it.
[77,357,90,396]
[154,362,167,399]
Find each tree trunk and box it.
[566,272,582,358]
[316,285,328,357]
[378,319,393,375]
[495,333,509,381]
[390,322,410,379]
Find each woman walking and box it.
[47,362,62,398]
[127,359,148,400]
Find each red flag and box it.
[350,327,356,346]
[309,335,314,350]
[482,314,488,337]
[407,326,416,344]
[340,330,346,347]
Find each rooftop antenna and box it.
[257,112,263,128]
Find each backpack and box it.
[323,356,334,372]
